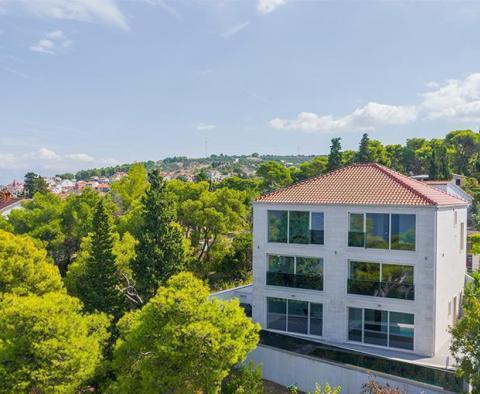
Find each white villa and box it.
[216,163,469,393]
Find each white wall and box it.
[434,207,467,353]
[249,345,456,394]
[252,202,443,356]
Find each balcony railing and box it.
[266,272,323,291]
[259,330,463,392]
[347,278,415,300]
[348,231,365,247]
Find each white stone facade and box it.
[251,202,467,357]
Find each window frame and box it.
[267,209,325,245]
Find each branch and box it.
[120,273,144,305]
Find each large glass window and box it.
[389,312,414,350]
[348,308,363,342]
[366,213,389,249]
[349,213,416,251]
[267,298,286,331]
[267,255,323,291]
[267,297,323,336]
[348,261,414,300]
[391,214,416,251]
[348,308,414,351]
[364,309,388,346]
[268,210,288,243]
[289,211,310,244]
[268,210,325,245]
[311,212,324,245]
[287,300,309,334]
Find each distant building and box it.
[111,172,127,181]
[6,179,24,197]
[0,189,22,217]
[96,183,110,192]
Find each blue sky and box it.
[1,0,480,183]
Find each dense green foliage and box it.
[0,230,63,296]
[451,273,480,391]
[257,160,293,192]
[131,170,185,301]
[327,137,343,172]
[24,172,48,197]
[67,199,125,317]
[221,362,264,394]
[109,272,260,393]
[0,292,109,393]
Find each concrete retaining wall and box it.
[248,345,455,394]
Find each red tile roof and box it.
[0,198,20,211]
[255,163,468,206]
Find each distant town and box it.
[0,154,316,198]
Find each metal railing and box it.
[266,272,323,291]
[347,279,415,300]
[259,330,462,392]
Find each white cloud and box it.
[221,21,250,38]
[0,147,118,174]
[270,102,417,133]
[196,123,217,131]
[30,30,71,55]
[46,30,64,39]
[421,73,480,122]
[30,38,55,54]
[257,0,286,15]
[65,153,94,162]
[27,147,62,160]
[1,0,129,30]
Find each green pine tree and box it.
[76,199,124,318]
[132,170,185,302]
[327,137,343,172]
[24,172,48,198]
[356,133,372,163]
[428,145,440,180]
[438,144,452,180]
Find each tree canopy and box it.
[256,160,293,192]
[24,172,48,198]
[0,292,109,393]
[67,199,125,318]
[131,170,185,301]
[0,230,63,296]
[450,272,480,391]
[109,272,259,393]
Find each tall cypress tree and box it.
[327,137,343,172]
[356,133,373,163]
[77,199,124,318]
[428,146,440,180]
[132,170,185,301]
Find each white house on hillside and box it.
[252,163,468,358]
